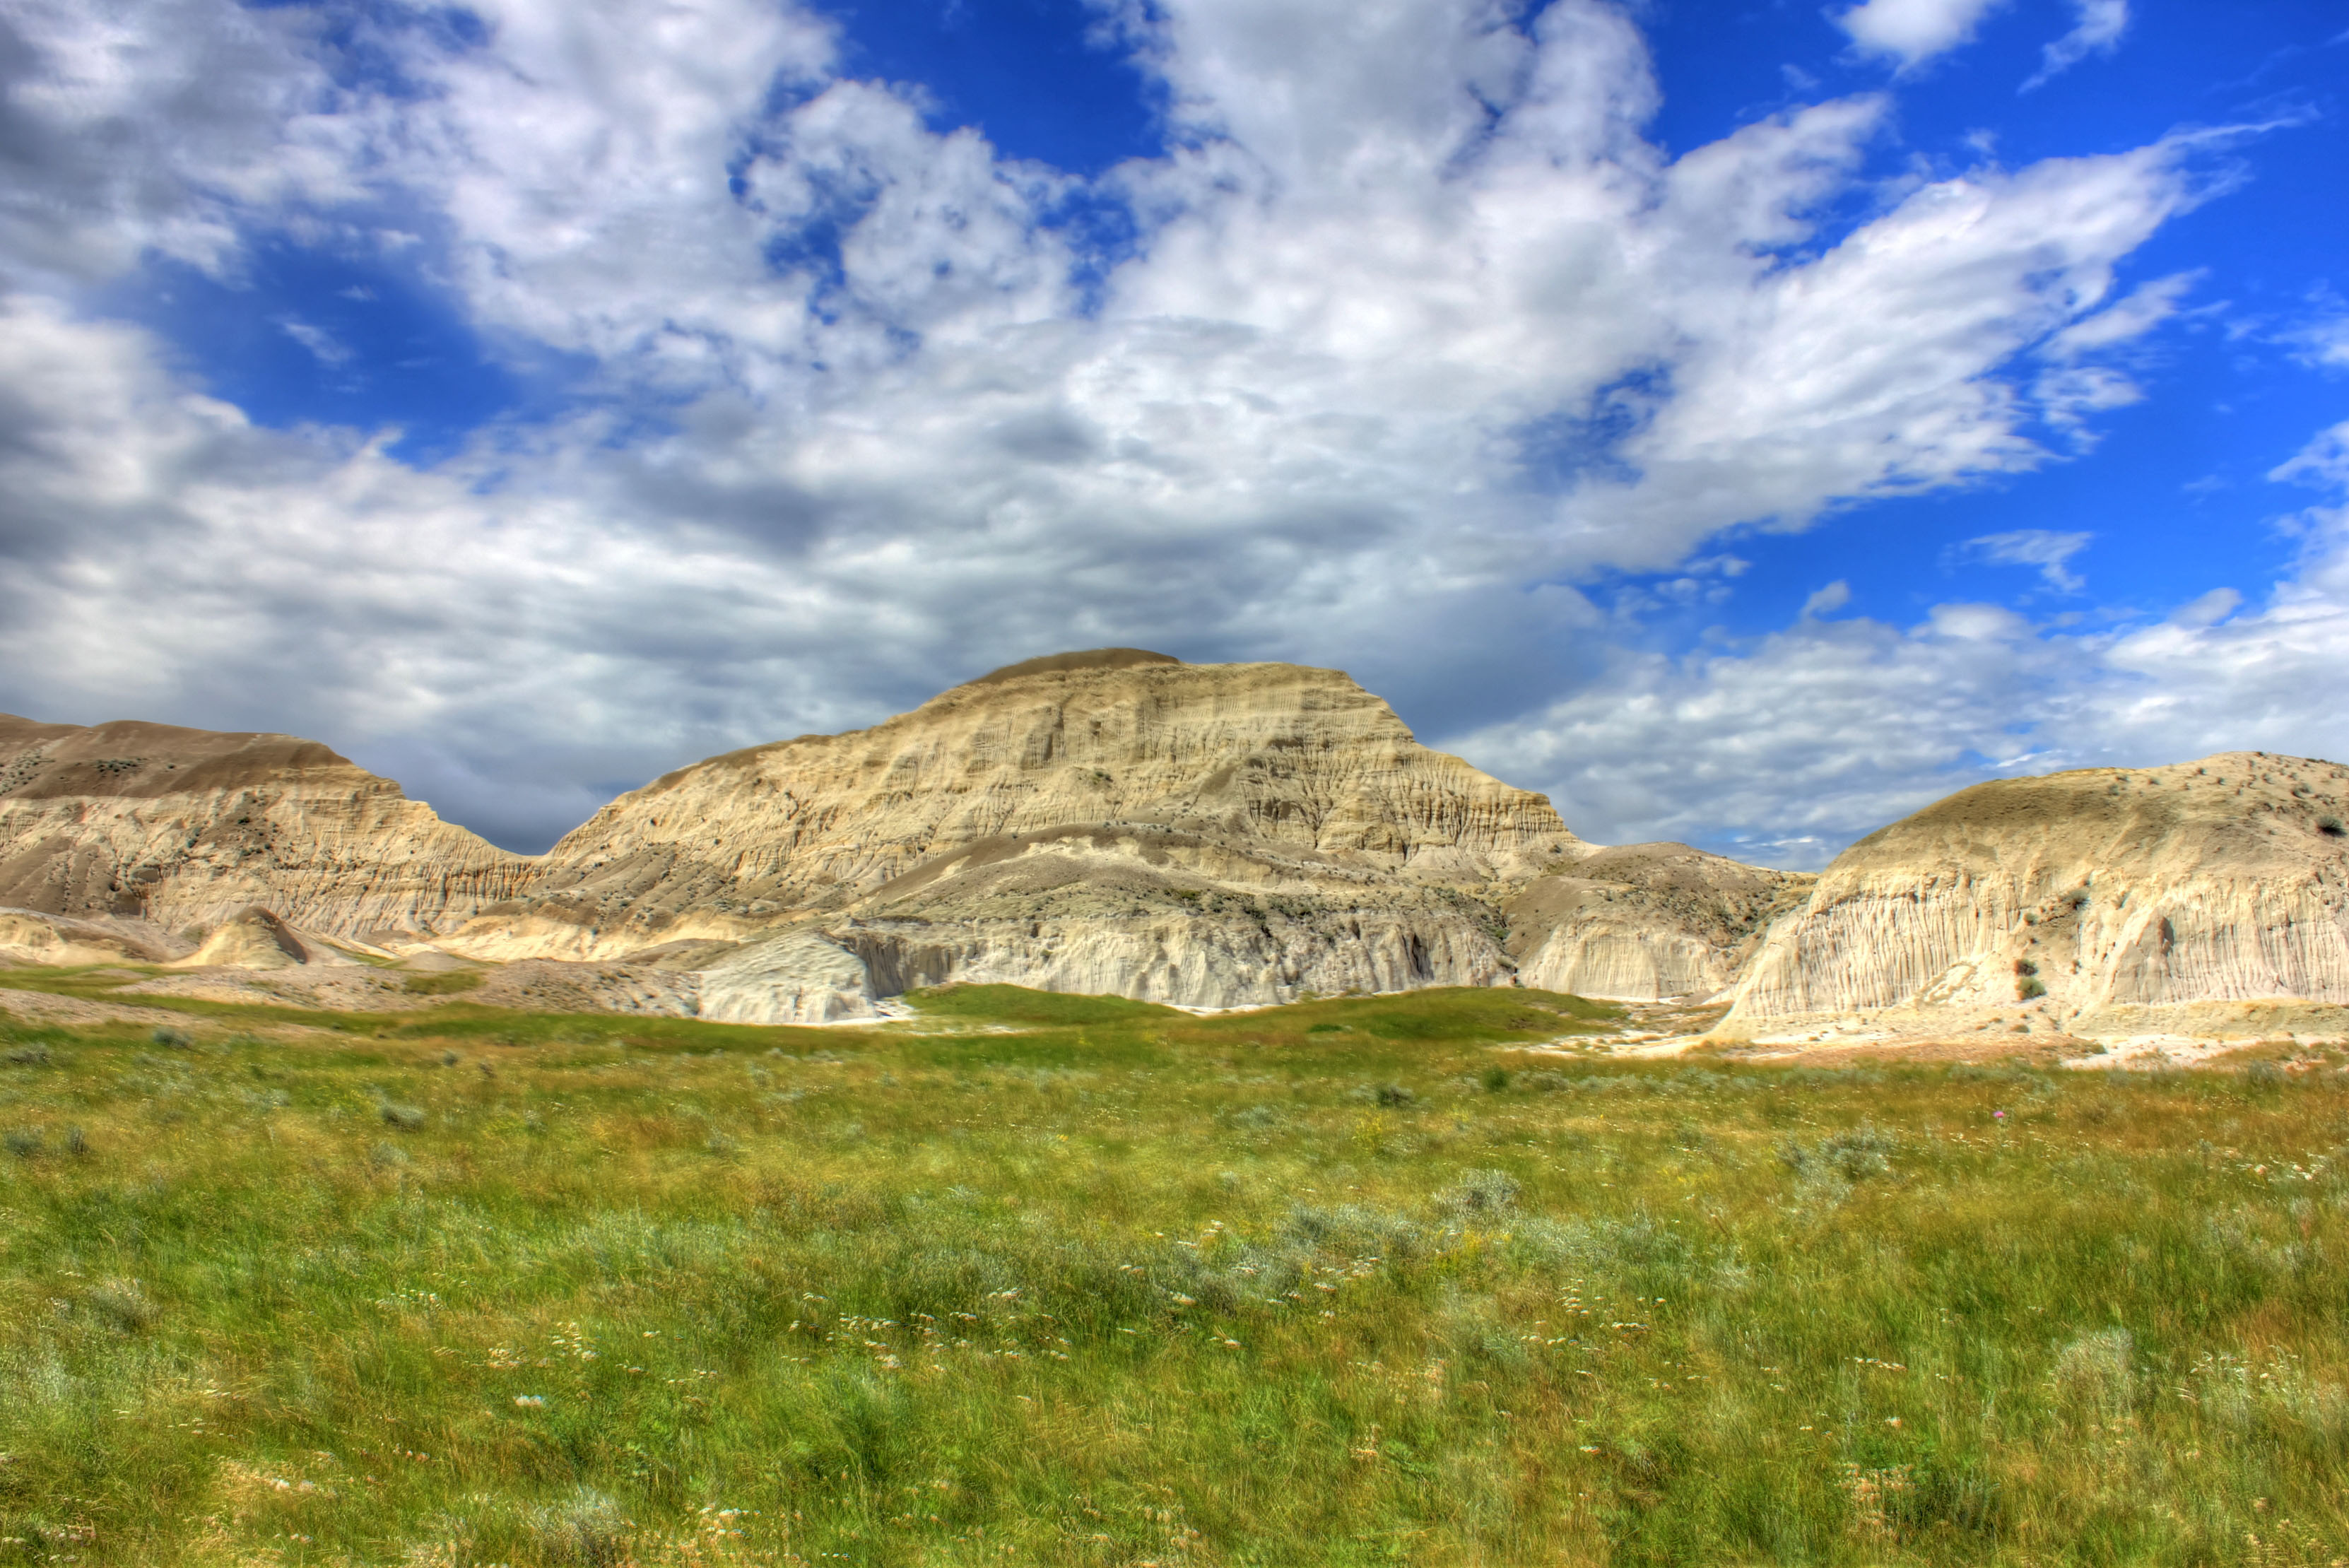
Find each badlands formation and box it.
[1717,752,2349,1047]
[0,653,1800,1020]
[4,652,2345,1045]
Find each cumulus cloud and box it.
[1801,580,1853,618]
[0,0,2263,850]
[2285,296,2349,372]
[0,0,360,286]
[1457,419,2349,864]
[1834,0,2008,67]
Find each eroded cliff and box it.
[0,656,1807,1014]
[0,715,534,942]
[1719,751,2349,1034]
[442,652,1589,1005]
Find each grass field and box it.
[1,979,2345,1566]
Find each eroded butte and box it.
[5,654,2345,1050]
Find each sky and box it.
[0,0,2345,866]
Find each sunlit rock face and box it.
[456,650,1592,1008]
[1506,842,1814,1003]
[0,714,533,944]
[0,656,1811,1011]
[1719,753,2349,1033]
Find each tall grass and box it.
[0,988,2343,1564]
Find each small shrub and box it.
[2051,1326,2136,1413]
[2013,959,2038,978]
[2,1043,52,1066]
[1782,1124,1897,1182]
[1480,1066,1510,1092]
[1435,1167,1520,1216]
[151,1025,194,1049]
[1283,1201,1435,1261]
[2018,976,2047,1001]
[1374,1084,1416,1108]
[404,969,483,996]
[531,1487,630,1567]
[2318,814,2344,837]
[2245,1061,2285,1088]
[4,1126,42,1158]
[86,1278,158,1332]
[380,1102,428,1130]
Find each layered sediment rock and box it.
[0,715,532,942]
[0,656,1804,1012]
[427,652,1603,1008]
[1719,752,2349,1034]
[1506,842,1813,1001]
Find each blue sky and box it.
[1,0,2345,863]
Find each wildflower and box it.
[514,1394,546,1408]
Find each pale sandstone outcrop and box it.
[1718,751,2349,1036]
[0,907,179,967]
[428,652,1606,1008]
[496,651,1586,947]
[0,715,533,939]
[1506,842,1814,1001]
[166,906,365,970]
[697,931,881,1025]
[1,657,1796,1013]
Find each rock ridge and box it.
[1717,750,2349,1037]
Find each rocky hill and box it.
[14,673,2344,1038]
[0,714,531,944]
[1717,751,2349,1039]
[445,652,1794,1015]
[3,655,1793,1017]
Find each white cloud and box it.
[1801,580,1851,617]
[2285,298,2349,371]
[276,317,350,365]
[0,0,2251,850]
[2271,421,2349,489]
[2025,0,2129,90]
[0,0,358,285]
[1962,529,2092,591]
[1834,0,2008,66]
[1456,419,2349,864]
[2040,271,2195,360]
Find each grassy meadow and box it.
[0,978,2345,1566]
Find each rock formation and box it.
[1507,842,1813,1001]
[0,714,532,944]
[447,651,1633,1010]
[1717,752,2349,1037]
[0,656,1815,1013]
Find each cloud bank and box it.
[0,0,2320,861]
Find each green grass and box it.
[0,987,2345,1565]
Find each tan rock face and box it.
[0,714,534,940]
[1507,843,1814,1001]
[461,653,1589,974]
[1721,751,2349,1031]
[0,656,1798,1011]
